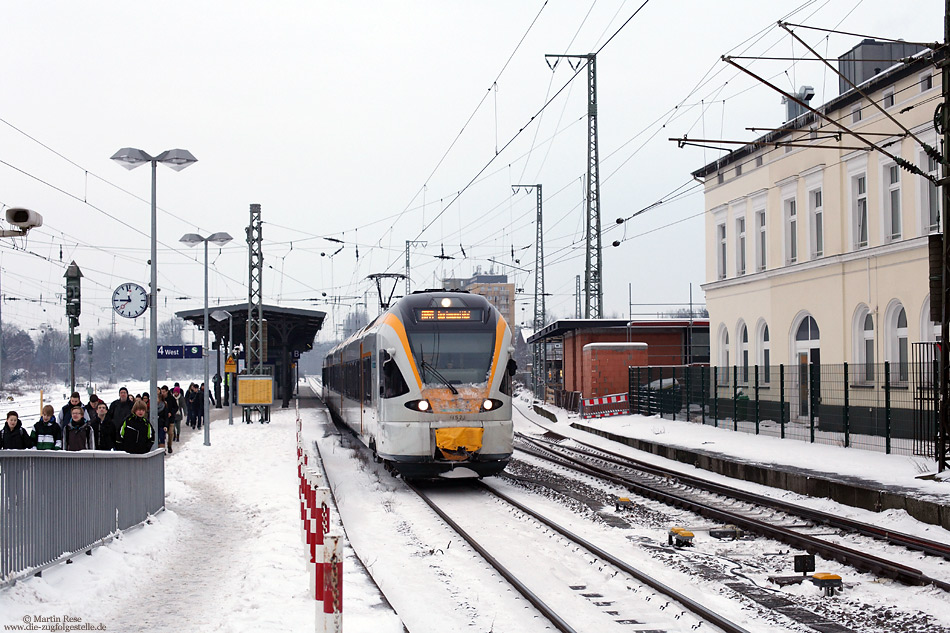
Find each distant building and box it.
[442,271,516,325]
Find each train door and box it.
[359,343,364,434]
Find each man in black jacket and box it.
[105,387,134,431]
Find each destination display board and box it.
[415,308,483,322]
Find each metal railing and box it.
[628,362,938,458]
[0,450,165,586]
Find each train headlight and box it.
[480,398,504,412]
[404,399,433,413]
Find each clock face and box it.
[112,283,149,318]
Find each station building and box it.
[694,40,941,381]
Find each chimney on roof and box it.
[782,85,815,123]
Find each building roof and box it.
[691,48,940,179]
[175,303,326,352]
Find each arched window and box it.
[759,324,771,383]
[896,307,908,382]
[796,316,820,342]
[719,327,730,384]
[863,312,875,382]
[884,302,909,383]
[740,324,749,384]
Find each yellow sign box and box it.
[225,356,237,373]
[237,375,273,406]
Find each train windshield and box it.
[407,331,495,386]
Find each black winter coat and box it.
[91,416,116,450]
[159,397,178,429]
[116,415,153,454]
[0,421,34,449]
[105,397,134,431]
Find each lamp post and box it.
[211,309,233,425]
[181,232,233,446]
[112,148,197,448]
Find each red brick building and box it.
[582,343,648,398]
[527,319,709,402]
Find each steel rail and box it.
[519,426,950,562]
[515,436,950,592]
[405,482,579,633]
[476,482,755,633]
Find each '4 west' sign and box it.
[157,346,184,359]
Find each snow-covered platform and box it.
[1,390,402,633]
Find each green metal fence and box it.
[627,362,938,458]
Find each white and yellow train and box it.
[322,290,515,479]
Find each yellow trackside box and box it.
[237,375,273,405]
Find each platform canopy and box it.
[176,304,325,352]
[175,304,325,408]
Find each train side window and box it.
[500,358,516,396]
[362,356,372,403]
[380,350,409,398]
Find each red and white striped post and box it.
[320,534,342,633]
[309,486,330,601]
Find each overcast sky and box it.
[0,0,943,343]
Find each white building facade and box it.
[696,46,941,392]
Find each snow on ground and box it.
[517,391,950,502]
[0,387,398,633]
[301,405,551,633]
[512,392,950,552]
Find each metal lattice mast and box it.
[246,204,264,373]
[545,53,603,318]
[584,54,603,318]
[405,240,426,295]
[575,275,582,319]
[514,184,545,397]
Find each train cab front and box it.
[379,292,515,479]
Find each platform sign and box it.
[237,375,273,406]
[157,345,183,359]
[225,356,237,373]
[183,345,203,359]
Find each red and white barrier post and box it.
[308,486,330,601]
[320,534,342,633]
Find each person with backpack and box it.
[0,411,33,449]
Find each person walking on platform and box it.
[197,383,207,429]
[31,405,62,450]
[92,401,115,450]
[64,406,95,451]
[58,392,88,428]
[104,387,134,431]
[84,394,101,420]
[1,411,33,449]
[185,383,199,428]
[171,386,184,441]
[116,399,153,454]
[159,385,179,449]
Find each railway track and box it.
[407,480,757,633]
[511,419,950,593]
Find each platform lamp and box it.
[211,309,233,425]
[180,232,233,446]
[112,148,197,448]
